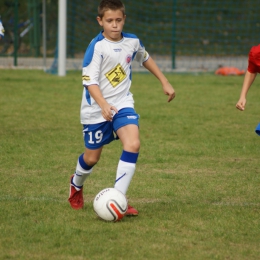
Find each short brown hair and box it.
[98,0,125,19]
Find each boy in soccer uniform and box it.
[68,0,175,215]
[236,44,260,135]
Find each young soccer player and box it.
[68,0,176,215]
[236,44,260,135]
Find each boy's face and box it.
[97,9,126,42]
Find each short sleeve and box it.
[135,49,149,66]
[247,45,260,73]
[135,39,149,66]
[248,60,258,74]
[82,45,102,87]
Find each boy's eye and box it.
[106,19,122,23]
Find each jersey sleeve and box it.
[82,48,102,86]
[135,40,149,66]
[248,60,258,74]
[247,45,260,73]
[82,33,104,86]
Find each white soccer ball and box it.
[93,188,128,222]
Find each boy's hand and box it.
[162,82,175,102]
[101,103,118,121]
[236,98,246,111]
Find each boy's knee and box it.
[83,154,100,166]
[133,139,140,151]
[125,139,140,153]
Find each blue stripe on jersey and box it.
[132,51,137,61]
[85,88,91,105]
[129,65,132,81]
[82,31,104,67]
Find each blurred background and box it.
[0,0,259,72]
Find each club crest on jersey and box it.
[82,75,90,81]
[105,63,126,88]
[126,55,132,64]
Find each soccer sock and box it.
[72,154,93,191]
[114,150,139,195]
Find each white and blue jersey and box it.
[81,31,149,124]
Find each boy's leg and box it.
[69,147,103,210]
[72,148,103,188]
[69,121,114,210]
[115,124,140,215]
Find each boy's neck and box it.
[102,31,123,42]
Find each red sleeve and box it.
[247,45,260,73]
[248,60,258,73]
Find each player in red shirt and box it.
[236,44,260,135]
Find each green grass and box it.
[0,70,259,260]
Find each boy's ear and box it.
[97,16,103,26]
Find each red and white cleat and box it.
[68,175,84,210]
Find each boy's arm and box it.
[143,57,175,102]
[87,84,118,121]
[236,70,257,111]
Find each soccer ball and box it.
[93,188,128,222]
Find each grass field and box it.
[0,70,259,260]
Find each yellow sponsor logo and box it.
[105,63,126,88]
[82,75,90,81]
